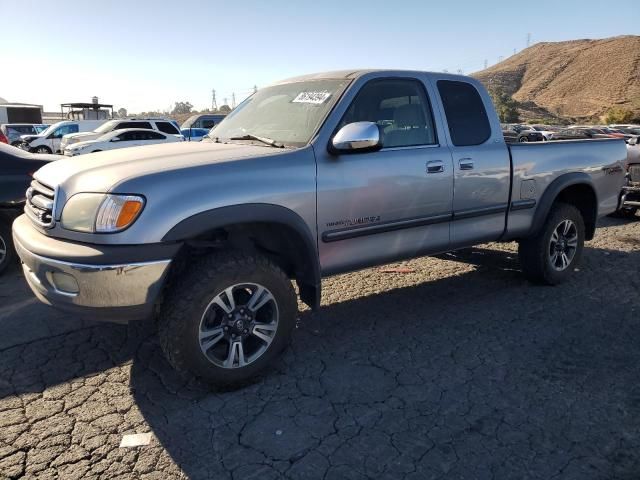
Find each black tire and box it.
[158,251,297,387]
[518,136,529,142]
[518,202,585,285]
[610,207,637,219]
[31,145,52,154]
[0,217,16,275]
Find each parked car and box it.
[63,128,184,156]
[181,128,210,142]
[12,70,626,387]
[571,127,619,139]
[17,120,107,154]
[503,124,545,142]
[60,118,182,151]
[547,128,591,141]
[1,124,48,146]
[181,114,226,130]
[0,144,58,274]
[528,125,559,141]
[615,136,640,218]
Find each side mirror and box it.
[330,122,382,154]
[629,137,638,146]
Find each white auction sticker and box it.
[292,91,332,104]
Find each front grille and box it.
[629,164,640,184]
[26,179,56,228]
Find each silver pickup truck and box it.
[12,70,627,386]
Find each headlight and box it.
[61,193,145,233]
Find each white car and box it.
[19,120,107,154]
[529,125,559,141]
[60,118,181,151]
[63,128,183,156]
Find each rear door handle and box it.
[459,158,474,170]
[426,160,444,174]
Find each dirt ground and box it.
[1,216,639,479]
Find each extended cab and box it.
[12,70,627,386]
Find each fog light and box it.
[49,272,79,294]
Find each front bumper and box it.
[621,184,640,208]
[12,214,180,323]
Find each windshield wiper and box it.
[228,134,284,148]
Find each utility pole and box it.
[231,93,236,109]
[211,89,217,112]
[484,59,488,69]
[526,33,531,48]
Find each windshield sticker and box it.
[292,91,332,104]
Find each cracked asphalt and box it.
[1,216,640,479]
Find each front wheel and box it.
[31,145,52,154]
[158,251,298,387]
[518,136,529,142]
[518,203,585,285]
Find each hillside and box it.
[472,35,640,122]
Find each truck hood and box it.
[34,141,282,194]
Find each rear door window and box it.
[119,121,152,130]
[437,80,491,146]
[155,121,179,134]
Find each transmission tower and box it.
[211,89,217,111]
[526,33,531,48]
[253,85,258,94]
[484,59,488,69]
[223,97,228,107]
[231,93,236,109]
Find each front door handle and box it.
[426,160,444,174]
[459,158,474,170]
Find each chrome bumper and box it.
[14,237,171,323]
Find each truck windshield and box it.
[208,79,350,147]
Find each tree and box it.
[604,106,634,124]
[171,101,193,115]
[218,104,231,113]
[117,107,128,118]
[488,88,519,123]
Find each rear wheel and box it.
[0,218,15,275]
[518,136,529,142]
[518,203,585,285]
[158,251,298,387]
[32,145,52,154]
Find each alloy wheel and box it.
[548,219,578,271]
[198,283,279,368]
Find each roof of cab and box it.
[274,69,470,85]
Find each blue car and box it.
[181,128,210,142]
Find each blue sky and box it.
[1,0,636,113]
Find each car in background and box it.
[0,144,59,274]
[63,128,184,156]
[503,124,545,142]
[60,118,181,151]
[528,125,559,141]
[615,136,640,218]
[570,127,619,139]
[17,120,107,154]
[615,126,640,136]
[1,124,48,146]
[181,127,210,142]
[181,113,226,130]
[547,128,591,141]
